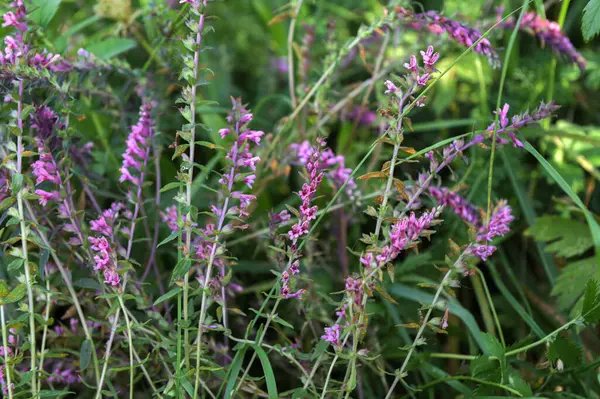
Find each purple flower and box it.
[384,80,400,95]
[160,205,180,231]
[477,200,514,242]
[290,140,359,200]
[428,186,480,226]
[35,189,59,207]
[321,324,342,347]
[486,102,559,148]
[89,236,120,286]
[404,55,418,73]
[397,7,500,68]
[469,244,496,261]
[2,1,26,32]
[120,102,154,185]
[420,45,440,70]
[498,9,586,71]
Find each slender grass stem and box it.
[384,269,454,399]
[1,305,13,399]
[16,80,37,396]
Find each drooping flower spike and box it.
[498,9,586,71]
[396,6,500,68]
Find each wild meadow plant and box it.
[1,0,599,398]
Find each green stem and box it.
[1,305,13,399]
[409,376,524,397]
[384,269,454,399]
[487,0,529,221]
[469,274,497,340]
[231,298,282,396]
[475,267,505,347]
[16,80,37,396]
[118,296,135,399]
[38,279,52,391]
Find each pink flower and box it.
[321,324,342,347]
[35,189,60,206]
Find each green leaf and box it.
[1,284,26,305]
[170,258,192,285]
[87,38,136,60]
[582,278,600,323]
[524,142,600,265]
[508,369,533,396]
[159,182,181,193]
[582,0,600,42]
[11,173,23,193]
[0,281,8,297]
[73,278,103,291]
[157,231,179,248]
[80,340,92,371]
[525,216,593,258]
[38,390,74,398]
[223,346,248,399]
[552,257,597,310]
[249,344,278,399]
[548,336,582,368]
[153,287,182,306]
[29,0,61,28]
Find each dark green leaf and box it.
[153,287,182,306]
[29,0,61,27]
[80,340,92,371]
[88,38,136,60]
[582,0,600,42]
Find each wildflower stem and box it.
[384,268,454,399]
[232,298,282,396]
[1,305,13,399]
[15,80,38,396]
[24,201,101,386]
[37,279,51,392]
[184,7,206,370]
[117,296,135,399]
[318,333,351,399]
[193,146,238,397]
[287,0,303,109]
[474,267,505,347]
[486,0,528,222]
[95,307,122,399]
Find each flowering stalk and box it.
[94,101,155,398]
[193,99,262,398]
[384,201,514,398]
[177,0,208,368]
[14,80,38,396]
[497,9,586,71]
[396,6,500,68]
[232,138,325,396]
[318,47,441,397]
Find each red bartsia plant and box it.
[2,0,593,398]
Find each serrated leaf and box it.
[508,370,533,396]
[525,216,593,258]
[582,0,600,42]
[582,278,600,323]
[548,336,582,368]
[552,257,597,310]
